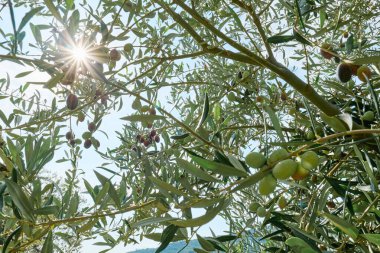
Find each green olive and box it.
[272,159,298,180]
[249,202,261,212]
[258,175,277,195]
[300,151,319,170]
[267,148,289,165]
[361,111,375,121]
[245,152,266,168]
[278,196,287,209]
[256,206,267,217]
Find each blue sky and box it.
[0,3,230,252]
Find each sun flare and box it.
[70,46,88,62]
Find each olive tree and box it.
[0,0,380,252]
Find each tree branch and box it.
[231,0,275,60]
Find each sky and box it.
[0,3,230,252]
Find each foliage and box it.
[0,0,380,252]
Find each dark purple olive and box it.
[336,63,352,83]
[66,94,78,110]
[88,122,96,132]
[66,131,74,140]
[84,139,92,149]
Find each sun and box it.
[70,45,88,63]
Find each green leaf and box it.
[68,10,80,35]
[176,158,219,182]
[294,0,306,31]
[65,0,74,9]
[196,93,209,129]
[353,146,378,192]
[232,169,269,192]
[43,0,63,22]
[197,234,215,251]
[4,179,35,221]
[190,155,247,177]
[293,29,312,45]
[17,7,44,33]
[320,112,348,132]
[181,198,223,209]
[215,235,238,242]
[285,237,318,253]
[346,34,354,54]
[94,171,121,208]
[132,28,146,38]
[120,115,165,122]
[77,219,98,233]
[132,216,176,228]
[2,226,22,253]
[353,56,380,65]
[169,199,225,227]
[321,212,359,239]
[148,176,184,196]
[15,70,34,78]
[45,73,63,89]
[35,206,59,216]
[41,231,53,253]
[170,133,189,140]
[156,225,179,253]
[264,105,285,142]
[194,248,209,253]
[360,234,380,246]
[213,102,221,122]
[267,35,295,44]
[145,232,186,242]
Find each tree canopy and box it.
[0,0,380,252]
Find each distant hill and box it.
[129,240,200,253]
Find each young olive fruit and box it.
[305,130,315,140]
[258,175,277,195]
[300,151,319,170]
[320,43,334,59]
[272,159,298,180]
[140,105,150,112]
[361,110,375,121]
[249,202,261,212]
[291,162,310,181]
[278,196,287,209]
[109,49,121,61]
[267,148,289,165]
[245,152,266,168]
[132,98,142,110]
[227,92,237,102]
[123,43,133,53]
[256,206,267,217]
[336,63,352,83]
[357,65,372,82]
[77,111,85,122]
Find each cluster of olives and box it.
[65,121,100,149]
[245,148,320,196]
[320,43,372,83]
[321,43,377,121]
[136,129,161,148]
[246,148,319,217]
